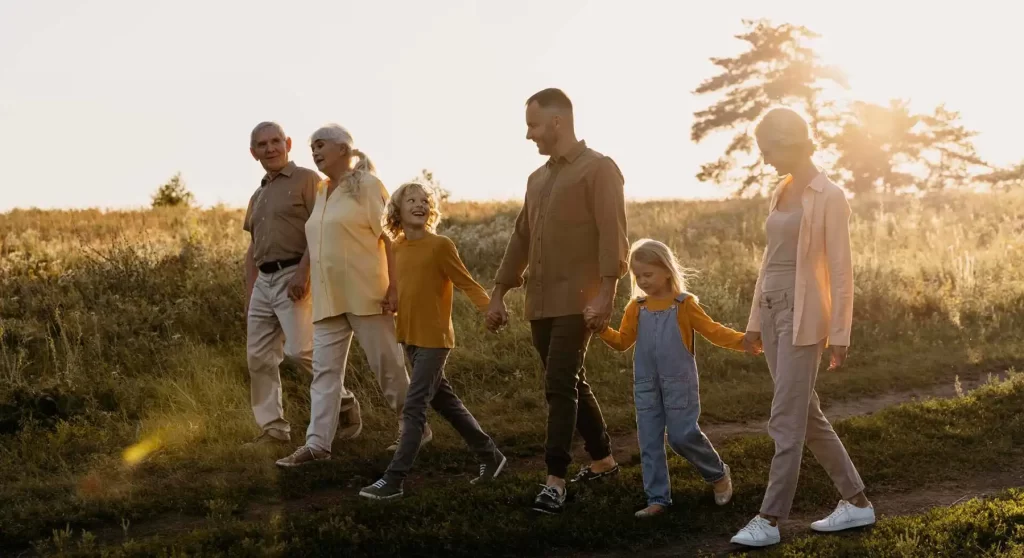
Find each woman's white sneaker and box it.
[810,500,876,532]
[730,516,781,547]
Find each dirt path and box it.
[568,469,1024,557]
[703,371,1000,442]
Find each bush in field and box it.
[151,173,195,208]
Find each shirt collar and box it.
[771,170,828,209]
[547,140,587,166]
[261,161,296,186]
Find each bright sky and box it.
[1,0,1021,210]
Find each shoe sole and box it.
[810,517,876,532]
[274,454,329,466]
[359,490,404,501]
[243,434,291,448]
[336,423,363,440]
[730,536,780,548]
[275,457,329,468]
[531,505,563,515]
[471,455,508,485]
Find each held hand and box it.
[485,298,509,333]
[382,285,399,315]
[828,345,848,370]
[742,331,763,356]
[584,294,613,332]
[286,275,309,302]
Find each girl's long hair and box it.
[627,238,693,300]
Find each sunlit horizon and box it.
[1,0,1021,211]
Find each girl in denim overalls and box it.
[595,238,758,518]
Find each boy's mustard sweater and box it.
[394,233,490,349]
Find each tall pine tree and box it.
[691,19,847,195]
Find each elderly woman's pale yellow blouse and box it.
[306,172,390,322]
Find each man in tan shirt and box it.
[487,88,629,514]
[243,121,320,445]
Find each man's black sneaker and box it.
[569,464,620,484]
[532,484,566,514]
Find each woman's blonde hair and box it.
[309,123,376,196]
[627,238,692,299]
[382,182,443,240]
[754,107,816,154]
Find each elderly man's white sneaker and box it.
[811,500,876,532]
[730,516,781,547]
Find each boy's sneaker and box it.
[531,485,566,514]
[730,516,781,547]
[471,450,507,484]
[386,423,433,452]
[359,477,404,501]
[810,500,876,532]
[569,463,619,484]
[337,398,363,440]
[275,445,330,468]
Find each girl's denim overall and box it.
[633,293,727,506]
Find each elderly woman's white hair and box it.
[309,123,376,178]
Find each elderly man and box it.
[242,121,320,445]
[487,88,629,514]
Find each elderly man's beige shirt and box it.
[243,161,320,266]
[306,172,390,322]
[747,173,855,347]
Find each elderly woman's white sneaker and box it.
[810,500,875,532]
[730,516,781,547]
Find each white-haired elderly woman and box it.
[730,108,872,547]
[275,124,427,467]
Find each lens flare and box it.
[122,434,163,466]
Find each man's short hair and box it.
[526,88,573,112]
[250,121,286,148]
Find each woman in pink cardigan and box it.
[730,108,874,548]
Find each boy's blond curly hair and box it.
[383,182,443,240]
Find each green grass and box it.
[3,192,1024,555]
[24,372,1024,557]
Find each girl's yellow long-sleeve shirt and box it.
[599,295,746,353]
